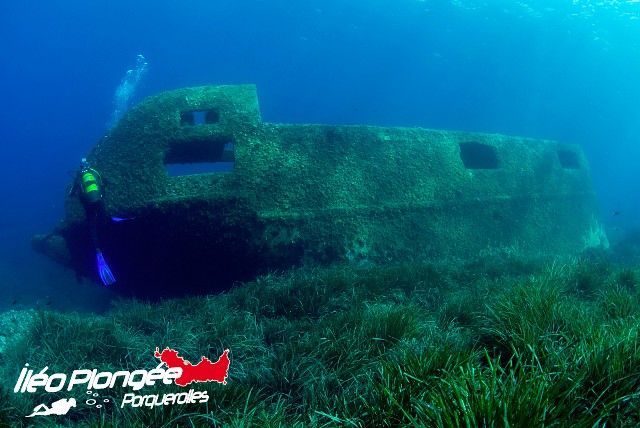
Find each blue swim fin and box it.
[96,250,116,286]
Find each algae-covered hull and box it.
[33,85,604,297]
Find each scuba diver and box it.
[73,158,116,286]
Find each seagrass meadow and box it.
[1,246,639,427]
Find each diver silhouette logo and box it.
[26,397,76,417]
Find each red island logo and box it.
[154,347,231,386]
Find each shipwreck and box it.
[33,85,605,297]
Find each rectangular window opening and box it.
[180,109,220,126]
[459,141,499,169]
[165,139,235,177]
[557,149,581,169]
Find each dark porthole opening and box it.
[180,109,220,126]
[557,149,581,169]
[459,141,499,169]
[165,138,235,176]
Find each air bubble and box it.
[109,54,148,128]
[86,399,96,406]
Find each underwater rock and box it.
[33,84,603,297]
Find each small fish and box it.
[613,210,621,216]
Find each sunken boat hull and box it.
[33,85,604,297]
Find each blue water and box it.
[1,0,638,310]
